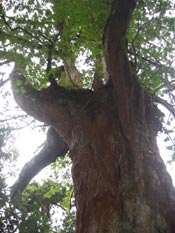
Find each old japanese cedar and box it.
[1,0,175,232]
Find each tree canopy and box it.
[0,0,174,91]
[1,1,175,122]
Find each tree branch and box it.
[1,15,49,48]
[63,60,83,88]
[0,78,9,88]
[154,96,175,119]
[0,59,13,66]
[103,0,137,80]
[10,63,93,141]
[103,0,137,134]
[11,127,69,197]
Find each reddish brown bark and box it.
[69,84,175,232]
[10,0,175,232]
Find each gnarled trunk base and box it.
[70,88,175,233]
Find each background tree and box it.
[0,0,175,232]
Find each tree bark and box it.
[70,85,175,232]
[10,64,93,144]
[11,127,68,197]
[10,0,175,232]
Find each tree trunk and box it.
[10,0,175,232]
[70,1,175,232]
[70,84,175,233]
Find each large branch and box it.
[11,127,69,197]
[103,0,137,88]
[10,64,93,142]
[103,0,137,134]
[64,60,83,88]
[103,0,137,77]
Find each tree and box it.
[1,0,175,232]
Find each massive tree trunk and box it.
[10,0,175,232]
[71,87,175,233]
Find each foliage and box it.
[0,156,75,232]
[0,0,111,88]
[128,1,175,94]
[0,1,174,94]
[0,126,74,232]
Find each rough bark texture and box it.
[10,0,175,232]
[70,87,175,233]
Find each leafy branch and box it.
[1,14,50,48]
